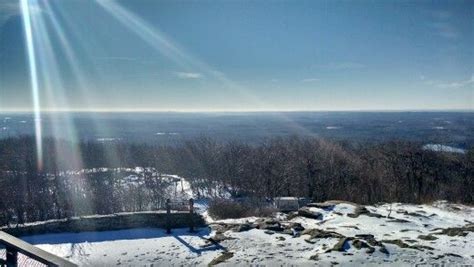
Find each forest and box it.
[0,136,472,225]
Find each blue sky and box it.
[0,0,472,111]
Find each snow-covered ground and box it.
[2,200,472,266]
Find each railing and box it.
[0,198,197,266]
[0,231,76,267]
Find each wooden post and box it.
[6,246,18,267]
[189,198,194,232]
[166,199,171,234]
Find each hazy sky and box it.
[0,0,473,111]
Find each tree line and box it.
[0,136,472,225]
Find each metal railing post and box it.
[166,199,171,234]
[6,246,18,267]
[189,198,194,232]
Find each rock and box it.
[208,252,234,266]
[387,218,411,223]
[327,237,350,252]
[287,212,299,220]
[352,239,376,254]
[306,202,336,210]
[365,212,384,218]
[382,239,433,251]
[309,254,319,261]
[382,239,411,249]
[233,223,253,232]
[302,228,344,239]
[288,222,305,232]
[282,229,293,235]
[347,206,382,218]
[264,230,275,235]
[379,246,389,255]
[433,225,473,237]
[445,253,463,258]
[418,234,438,241]
[355,234,383,247]
[410,244,434,251]
[298,207,323,220]
[276,236,286,241]
[205,233,236,245]
[341,225,360,230]
[264,224,284,232]
[256,219,284,232]
[365,246,375,254]
[352,239,369,249]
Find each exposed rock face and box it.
[326,237,350,252]
[382,239,434,251]
[432,224,474,237]
[347,206,383,218]
[418,234,438,240]
[208,252,234,266]
[234,223,252,232]
[306,202,336,210]
[298,207,323,220]
[288,222,305,232]
[256,218,284,232]
[302,228,344,239]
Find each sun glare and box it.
[20,0,43,170]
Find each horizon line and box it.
[0,108,473,113]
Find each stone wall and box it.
[2,211,205,237]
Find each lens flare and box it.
[20,0,43,170]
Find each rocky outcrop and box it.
[298,207,323,220]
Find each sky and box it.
[0,0,473,112]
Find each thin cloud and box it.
[301,78,320,83]
[98,57,143,61]
[431,22,459,39]
[0,2,20,24]
[436,75,474,89]
[94,57,158,66]
[422,75,474,89]
[428,10,459,40]
[313,62,366,70]
[0,1,43,25]
[175,72,203,79]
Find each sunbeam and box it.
[94,0,268,109]
[20,0,96,215]
[94,0,315,136]
[43,0,123,169]
[20,0,43,170]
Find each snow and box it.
[155,132,180,136]
[423,144,466,154]
[3,201,472,266]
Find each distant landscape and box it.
[1,112,473,147]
